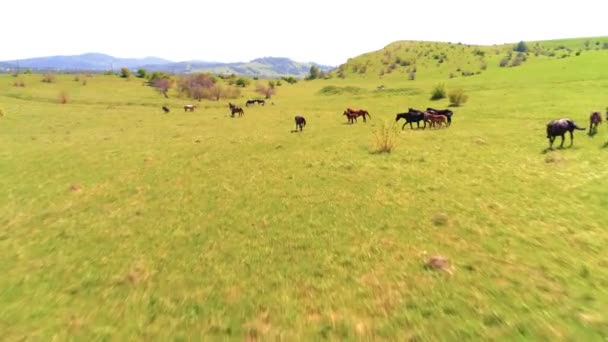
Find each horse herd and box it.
[546,111,606,149]
[160,102,607,149]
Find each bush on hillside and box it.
[42,73,56,83]
[281,76,298,84]
[235,77,250,87]
[448,88,468,106]
[499,58,509,67]
[430,83,446,100]
[514,41,528,52]
[136,68,147,78]
[120,67,131,78]
[408,71,416,80]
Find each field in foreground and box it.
[1,46,608,340]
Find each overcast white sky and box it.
[1,0,606,65]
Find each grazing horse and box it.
[255,99,266,106]
[184,104,197,112]
[424,112,448,128]
[589,111,602,135]
[343,110,358,124]
[427,107,454,126]
[295,115,306,131]
[162,106,170,113]
[546,118,585,149]
[395,108,426,129]
[345,108,371,122]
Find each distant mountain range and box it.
[0,53,334,78]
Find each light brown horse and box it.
[184,104,197,112]
[424,112,447,128]
[345,108,371,122]
[589,111,602,135]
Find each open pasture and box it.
[1,45,608,340]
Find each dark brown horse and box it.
[546,118,585,148]
[231,106,244,117]
[345,108,371,122]
[395,108,426,129]
[295,115,306,131]
[589,111,602,135]
[162,106,170,113]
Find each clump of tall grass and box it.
[372,120,398,154]
[448,88,468,106]
[42,73,56,83]
[58,91,69,104]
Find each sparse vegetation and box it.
[371,120,397,153]
[448,88,468,106]
[58,91,69,104]
[430,83,446,100]
[41,73,56,83]
[256,82,276,99]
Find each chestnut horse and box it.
[426,107,454,126]
[345,108,371,122]
[424,112,447,128]
[589,111,602,135]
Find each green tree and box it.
[136,68,147,78]
[120,67,131,78]
[514,41,528,53]
[306,65,320,80]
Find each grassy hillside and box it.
[1,38,608,340]
[334,36,608,81]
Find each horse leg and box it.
[559,134,565,148]
[570,130,574,146]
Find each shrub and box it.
[256,83,276,99]
[136,68,147,78]
[42,73,56,83]
[448,88,468,106]
[120,67,131,78]
[430,83,446,100]
[480,61,487,70]
[82,80,87,86]
[281,76,298,84]
[235,77,250,87]
[306,65,320,80]
[499,58,509,67]
[603,42,608,50]
[359,65,367,74]
[408,71,416,80]
[514,41,528,52]
[0,108,3,117]
[58,91,69,104]
[73,75,80,82]
[371,120,398,154]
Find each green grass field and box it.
[1,38,608,340]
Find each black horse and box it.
[395,108,426,129]
[427,107,454,126]
[162,106,170,113]
[295,115,306,131]
[246,99,257,106]
[546,118,585,149]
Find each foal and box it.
[589,111,602,135]
[295,115,306,131]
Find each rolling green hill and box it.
[333,36,608,81]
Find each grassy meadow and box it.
[1,38,608,340]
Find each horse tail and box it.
[365,111,371,119]
[572,121,585,130]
